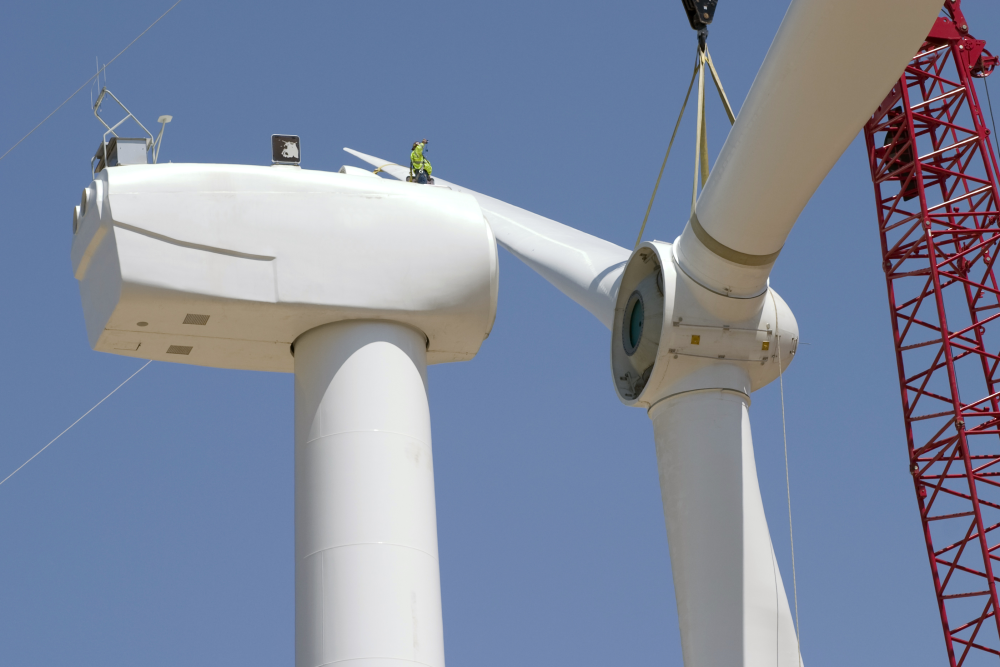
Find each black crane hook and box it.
[681,0,718,51]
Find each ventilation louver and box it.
[183,314,210,325]
[166,345,193,355]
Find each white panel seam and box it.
[113,221,275,260]
[104,327,293,345]
[305,430,430,448]
[647,387,750,413]
[304,542,438,561]
[313,657,436,667]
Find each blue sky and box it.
[2,1,1000,665]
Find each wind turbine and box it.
[347,0,945,663]
[71,138,498,666]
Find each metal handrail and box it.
[91,87,155,177]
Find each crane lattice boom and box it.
[864,1,1000,663]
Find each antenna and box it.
[152,115,172,164]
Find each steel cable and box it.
[772,290,802,667]
[0,361,152,488]
[0,0,185,164]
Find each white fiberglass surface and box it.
[693,0,944,258]
[294,321,444,667]
[651,389,801,666]
[345,148,630,329]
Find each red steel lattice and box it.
[864,2,1000,664]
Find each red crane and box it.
[863,2,1000,663]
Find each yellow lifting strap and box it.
[634,45,736,250]
[693,48,736,214]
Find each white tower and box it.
[71,161,498,667]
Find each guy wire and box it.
[0,0,185,164]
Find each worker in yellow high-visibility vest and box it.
[410,139,433,184]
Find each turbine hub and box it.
[611,241,798,407]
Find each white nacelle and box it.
[611,241,799,406]
[71,164,499,371]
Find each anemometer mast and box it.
[862,1,1000,663]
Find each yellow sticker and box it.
[762,341,770,351]
[691,335,701,345]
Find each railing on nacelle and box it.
[91,87,171,176]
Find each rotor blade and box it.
[651,388,801,665]
[343,151,411,181]
[681,0,942,287]
[345,148,629,329]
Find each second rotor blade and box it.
[695,0,943,258]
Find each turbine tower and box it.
[348,0,945,663]
[71,151,498,666]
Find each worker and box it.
[410,139,433,184]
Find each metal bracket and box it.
[92,87,154,177]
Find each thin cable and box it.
[0,361,152,488]
[772,291,802,666]
[984,77,1000,170]
[634,54,700,249]
[0,0,184,164]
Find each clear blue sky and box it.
[2,1,999,665]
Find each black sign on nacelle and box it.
[272,135,301,165]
